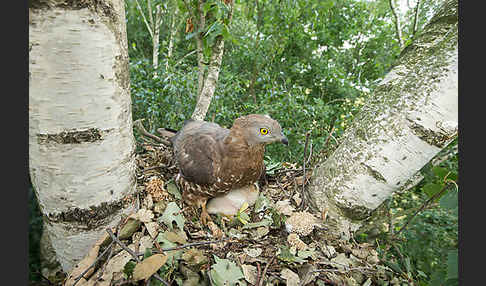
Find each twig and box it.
[323,125,335,149]
[143,165,167,172]
[393,182,452,237]
[259,254,276,286]
[97,218,125,280]
[105,229,170,286]
[312,266,374,274]
[411,0,421,39]
[255,262,261,286]
[134,119,171,146]
[134,0,154,38]
[174,49,197,68]
[146,237,233,255]
[71,240,115,286]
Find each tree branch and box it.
[389,0,404,48]
[134,0,154,38]
[133,119,171,146]
[411,0,421,39]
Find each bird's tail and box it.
[156,127,178,140]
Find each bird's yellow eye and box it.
[260,128,269,135]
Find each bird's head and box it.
[232,114,288,146]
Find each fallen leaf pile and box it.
[64,142,409,286]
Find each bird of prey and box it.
[168,114,288,226]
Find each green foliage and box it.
[28,187,43,282]
[159,202,186,231]
[126,0,403,163]
[380,141,458,286]
[209,255,245,286]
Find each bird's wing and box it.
[172,121,229,185]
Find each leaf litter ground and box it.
[64,142,408,286]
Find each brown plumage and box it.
[169,114,288,224]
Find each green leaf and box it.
[238,211,250,225]
[166,181,182,200]
[209,255,245,286]
[254,193,270,213]
[278,246,306,263]
[242,217,273,229]
[440,190,458,210]
[432,166,449,180]
[159,202,185,231]
[446,250,458,280]
[422,183,444,199]
[143,247,153,259]
[383,260,403,274]
[123,260,137,278]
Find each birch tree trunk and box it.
[29,0,137,272]
[389,0,404,49]
[166,3,181,70]
[191,36,225,121]
[307,0,458,240]
[152,5,161,78]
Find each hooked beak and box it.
[281,135,289,145]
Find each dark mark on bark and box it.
[362,163,387,184]
[37,128,109,144]
[46,194,135,229]
[409,122,454,148]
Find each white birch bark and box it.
[29,0,136,272]
[166,4,180,70]
[307,0,458,239]
[191,36,225,121]
[153,4,161,78]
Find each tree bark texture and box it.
[29,0,137,272]
[152,4,162,77]
[191,36,225,121]
[307,0,457,239]
[166,3,180,70]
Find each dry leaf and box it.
[244,247,262,258]
[331,253,350,270]
[287,233,307,251]
[241,264,258,285]
[142,193,154,210]
[292,193,302,206]
[87,241,138,285]
[65,232,110,286]
[164,231,188,244]
[280,268,300,286]
[135,209,154,223]
[145,221,160,239]
[182,248,208,266]
[275,199,295,216]
[254,226,269,239]
[132,254,168,281]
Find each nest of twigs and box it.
[63,126,406,286]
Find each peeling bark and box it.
[29,0,136,272]
[307,0,458,239]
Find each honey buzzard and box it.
[169,114,288,224]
